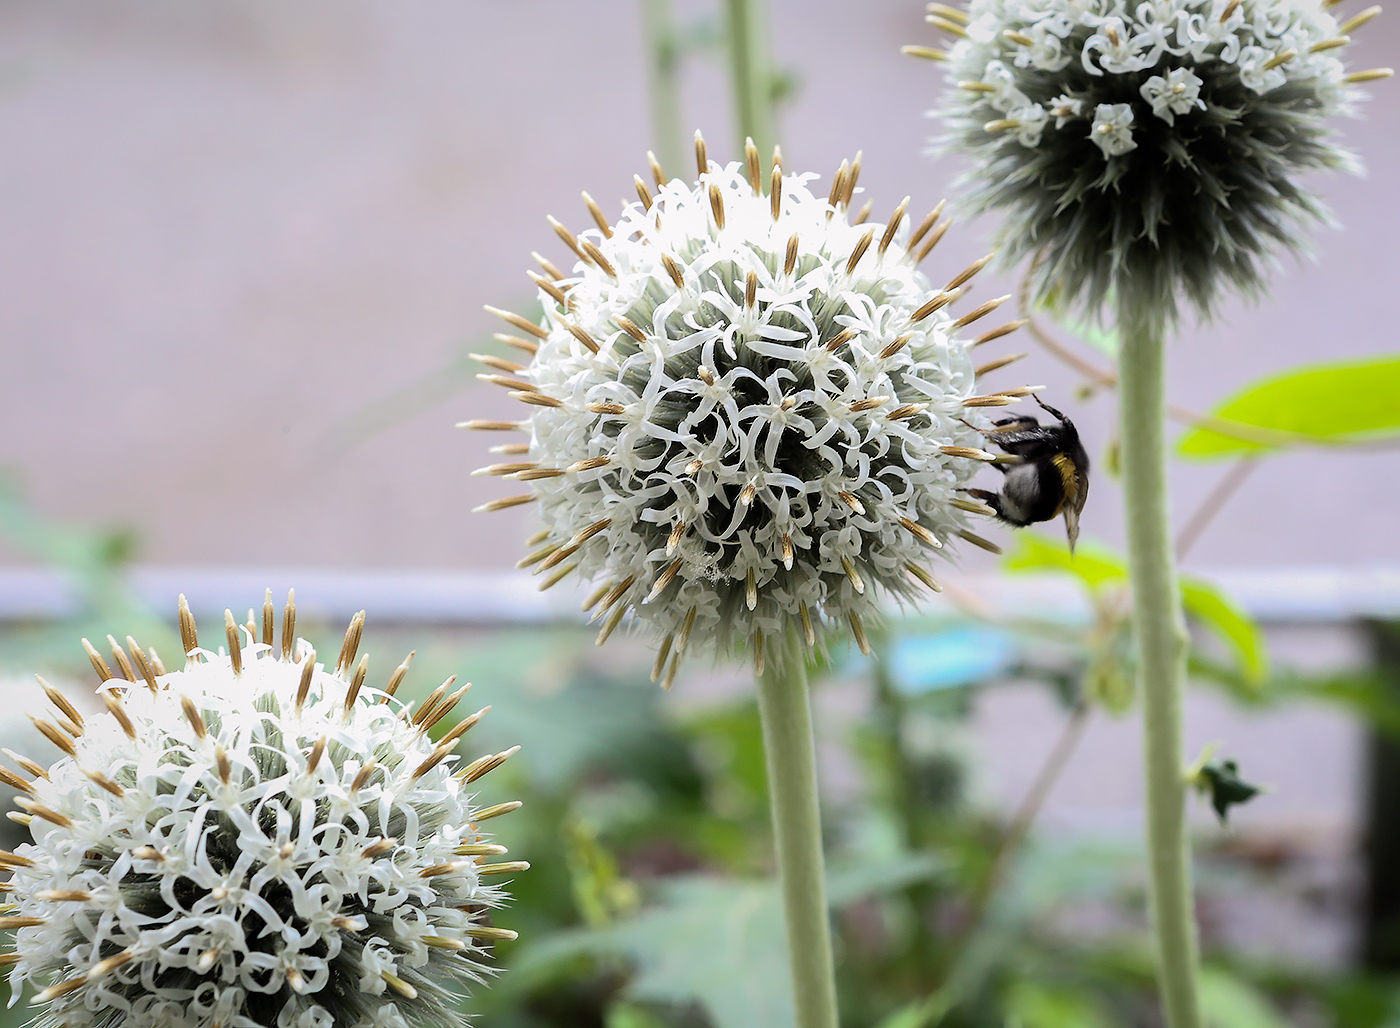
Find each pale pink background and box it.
[0,0,1394,576]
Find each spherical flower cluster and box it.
[469,134,1032,682]
[916,0,1392,319]
[0,594,523,1028]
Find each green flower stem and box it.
[1118,297,1202,1028]
[757,629,839,1028]
[723,0,776,156]
[640,0,684,176]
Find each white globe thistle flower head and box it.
[467,132,1037,685]
[0,592,525,1028]
[913,0,1394,322]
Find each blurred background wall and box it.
[0,0,1395,573]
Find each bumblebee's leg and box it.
[964,488,1016,523]
[959,416,1039,441]
[989,415,1041,432]
[1033,394,1069,423]
[959,416,1058,459]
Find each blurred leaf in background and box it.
[512,856,942,1028]
[1002,533,1268,697]
[2,497,1398,1027]
[0,476,173,674]
[1176,355,1400,458]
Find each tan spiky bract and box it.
[0,592,523,1028]
[471,133,1034,683]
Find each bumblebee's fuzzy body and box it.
[967,395,1090,549]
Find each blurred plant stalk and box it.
[1119,298,1203,1028]
[723,0,775,157]
[640,0,684,175]
[758,628,839,1028]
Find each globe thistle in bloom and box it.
[468,133,1036,684]
[0,593,524,1028]
[913,0,1394,320]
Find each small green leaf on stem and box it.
[1190,757,1263,825]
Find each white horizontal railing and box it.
[0,566,1398,625]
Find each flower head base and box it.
[1,593,523,1028]
[916,0,1393,321]
[469,133,1033,682]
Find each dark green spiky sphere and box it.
[920,0,1390,322]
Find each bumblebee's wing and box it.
[1063,462,1089,552]
[1062,504,1081,552]
[986,426,1062,459]
[1071,463,1090,516]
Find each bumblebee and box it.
[964,394,1090,551]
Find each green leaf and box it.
[1176,355,1400,458]
[1272,670,1400,739]
[1199,968,1290,1028]
[1003,533,1126,592]
[514,855,942,1028]
[1004,980,1114,1028]
[1180,578,1268,686]
[1192,758,1264,824]
[872,1001,928,1028]
[606,1002,673,1028]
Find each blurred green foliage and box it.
[2,494,1400,1028]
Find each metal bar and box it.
[0,566,1396,626]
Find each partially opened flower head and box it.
[914,0,1392,320]
[468,133,1036,683]
[1,592,524,1028]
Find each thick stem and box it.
[723,0,776,156]
[1118,297,1202,1028]
[639,0,684,177]
[757,629,839,1028]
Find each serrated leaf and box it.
[1003,532,1126,592]
[513,855,942,1028]
[1180,578,1268,686]
[1176,356,1400,458]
